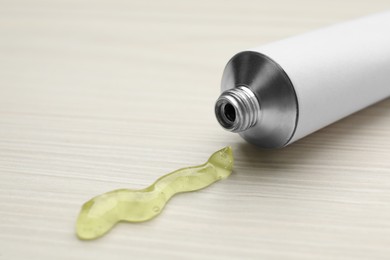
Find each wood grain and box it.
[1,0,390,259]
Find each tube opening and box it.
[214,86,260,133]
[223,103,236,123]
[215,99,236,130]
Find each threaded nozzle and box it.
[215,86,260,133]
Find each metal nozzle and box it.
[215,86,260,133]
[214,51,298,148]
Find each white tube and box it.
[216,11,390,148]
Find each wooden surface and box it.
[1,1,390,259]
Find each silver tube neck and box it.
[215,86,260,133]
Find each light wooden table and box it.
[1,1,390,259]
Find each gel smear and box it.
[76,147,234,240]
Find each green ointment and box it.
[76,147,234,240]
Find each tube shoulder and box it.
[220,51,298,148]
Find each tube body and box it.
[216,11,390,148]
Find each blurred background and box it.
[1,1,390,259]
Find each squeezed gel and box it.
[76,147,234,240]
